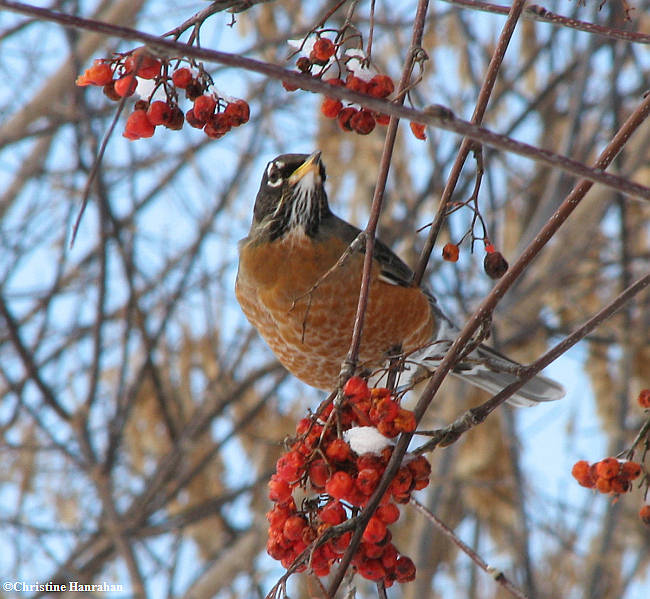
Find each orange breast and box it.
[236,231,434,390]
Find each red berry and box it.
[185,80,203,101]
[164,106,184,130]
[484,250,509,279]
[325,77,345,87]
[319,500,347,525]
[376,502,400,524]
[571,460,595,488]
[114,74,138,98]
[394,556,416,582]
[356,468,381,495]
[362,516,387,544]
[267,502,294,528]
[345,75,368,94]
[620,461,642,480]
[308,458,329,488]
[595,477,612,494]
[375,112,390,126]
[283,515,307,541]
[321,97,343,119]
[171,67,193,89]
[610,476,631,494]
[296,56,312,72]
[103,81,120,101]
[275,450,305,483]
[331,531,352,553]
[193,94,216,122]
[76,61,113,87]
[310,38,336,64]
[123,109,155,140]
[223,99,250,126]
[381,543,399,568]
[344,376,369,401]
[595,457,620,480]
[185,108,205,129]
[337,107,358,131]
[638,389,650,408]
[410,121,427,140]
[442,242,459,262]
[124,49,161,79]
[268,475,292,503]
[325,470,354,499]
[393,408,416,433]
[390,466,413,497]
[296,417,311,435]
[358,558,386,581]
[204,113,232,139]
[366,74,394,98]
[369,396,399,425]
[326,438,351,463]
[408,456,432,481]
[282,79,299,92]
[350,109,376,135]
[146,101,172,126]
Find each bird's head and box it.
[251,151,330,240]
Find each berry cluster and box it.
[283,34,425,139]
[267,377,430,586]
[638,388,650,409]
[571,458,642,494]
[76,49,249,141]
[320,74,395,135]
[441,240,509,279]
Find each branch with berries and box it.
[572,389,650,527]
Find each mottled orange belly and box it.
[236,232,434,390]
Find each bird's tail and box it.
[400,339,565,407]
[448,344,565,407]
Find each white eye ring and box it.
[266,161,284,188]
[267,171,283,188]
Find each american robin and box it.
[236,152,564,406]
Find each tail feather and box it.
[451,366,565,407]
[404,338,565,407]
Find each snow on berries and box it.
[266,377,430,586]
[75,47,250,142]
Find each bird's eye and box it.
[265,160,284,188]
[267,171,282,188]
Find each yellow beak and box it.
[288,151,322,185]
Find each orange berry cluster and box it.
[76,49,249,141]
[571,458,642,495]
[638,388,650,408]
[266,377,430,586]
[282,33,425,139]
[319,74,395,136]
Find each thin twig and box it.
[440,0,650,45]
[414,0,528,285]
[410,498,530,599]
